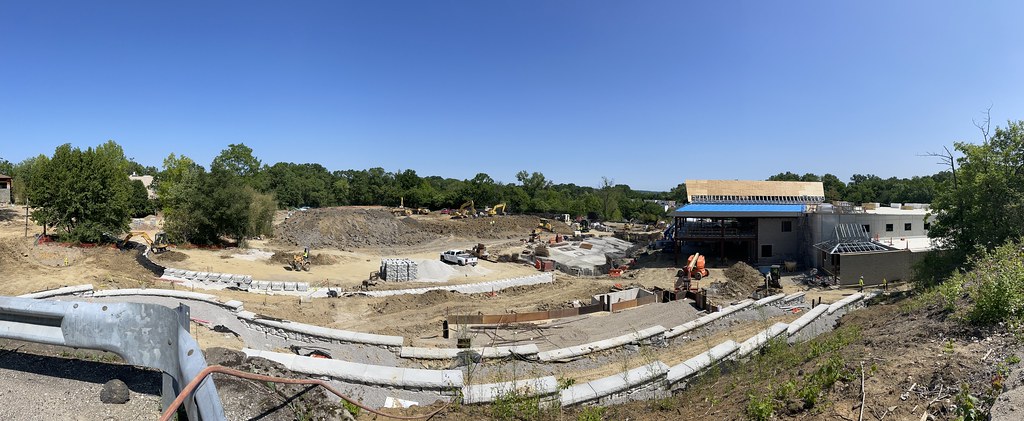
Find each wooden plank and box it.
[547,308,580,319]
[448,315,484,325]
[611,300,638,312]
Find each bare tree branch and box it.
[973,105,992,142]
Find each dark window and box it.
[862,224,870,233]
[885,224,894,232]
[904,223,912,231]
[761,245,773,258]
[924,223,931,231]
[781,221,792,232]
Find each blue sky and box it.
[2,1,1023,191]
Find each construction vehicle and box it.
[487,203,507,216]
[391,197,413,216]
[417,208,430,215]
[674,253,708,293]
[451,200,476,219]
[471,243,490,260]
[121,231,170,254]
[538,218,554,232]
[290,247,311,271]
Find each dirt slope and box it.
[273,207,571,249]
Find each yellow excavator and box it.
[452,200,476,219]
[487,203,507,216]
[391,197,413,216]
[538,218,554,232]
[121,231,170,254]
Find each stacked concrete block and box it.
[380,258,418,282]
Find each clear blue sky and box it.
[3,1,1023,191]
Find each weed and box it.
[651,396,678,411]
[576,406,606,421]
[558,377,576,390]
[745,393,773,421]
[342,401,360,417]
[944,338,955,354]
[1006,355,1021,365]
[491,389,541,421]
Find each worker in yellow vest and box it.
[858,276,864,292]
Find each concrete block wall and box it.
[237,311,404,349]
[537,326,666,362]
[18,284,94,299]
[462,376,559,404]
[243,349,462,393]
[352,273,555,297]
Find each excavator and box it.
[290,246,312,272]
[537,218,554,232]
[121,231,170,254]
[487,203,507,217]
[451,200,476,219]
[391,197,413,216]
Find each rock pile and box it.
[380,258,418,281]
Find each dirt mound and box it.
[268,252,338,265]
[709,262,765,300]
[367,289,461,315]
[273,207,569,249]
[151,251,188,262]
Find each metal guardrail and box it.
[0,296,224,420]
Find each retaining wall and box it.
[350,273,555,297]
[18,284,94,299]
[242,349,462,392]
[238,311,404,349]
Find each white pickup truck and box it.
[440,250,478,266]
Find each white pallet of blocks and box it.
[380,258,418,282]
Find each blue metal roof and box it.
[672,204,805,214]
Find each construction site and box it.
[0,181,1021,421]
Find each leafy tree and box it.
[821,174,845,201]
[211,143,264,188]
[597,177,621,220]
[928,120,1024,266]
[29,141,133,242]
[669,183,687,203]
[128,179,154,217]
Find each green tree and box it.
[127,179,154,217]
[211,143,264,188]
[597,177,621,220]
[29,141,133,242]
[928,120,1024,266]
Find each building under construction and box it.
[669,180,934,285]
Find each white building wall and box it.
[807,211,936,268]
[756,217,801,265]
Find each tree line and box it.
[0,139,976,247]
[764,171,950,204]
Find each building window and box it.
[761,244,773,258]
[781,220,792,232]
[862,224,870,233]
[904,223,912,231]
[924,223,931,231]
[885,224,894,232]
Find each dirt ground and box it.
[9,204,1010,421]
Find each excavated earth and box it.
[273,207,572,249]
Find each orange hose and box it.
[158,365,448,421]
